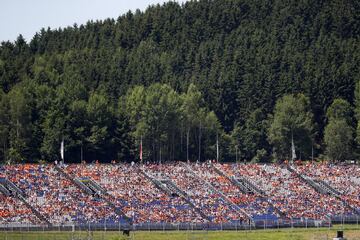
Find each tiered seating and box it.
[193,162,277,219]
[145,162,247,223]
[295,162,360,210]
[218,163,355,220]
[0,162,359,225]
[0,165,40,224]
[0,194,38,224]
[64,164,203,224]
[3,164,118,224]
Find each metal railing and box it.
[0,218,340,231]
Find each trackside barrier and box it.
[1,217,355,232]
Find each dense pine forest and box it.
[0,0,359,163]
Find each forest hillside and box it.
[0,0,359,163]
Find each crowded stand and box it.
[191,162,277,220]
[0,165,40,224]
[217,163,355,220]
[145,162,250,223]
[294,161,360,210]
[64,163,203,224]
[2,164,119,225]
[0,161,359,226]
[0,194,39,224]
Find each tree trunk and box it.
[198,121,201,162]
[3,141,6,163]
[186,128,190,162]
[180,123,183,154]
[80,145,83,162]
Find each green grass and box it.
[0,225,359,240]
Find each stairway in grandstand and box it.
[181,162,254,224]
[237,176,265,195]
[0,178,51,225]
[75,177,107,195]
[54,165,132,224]
[287,164,359,214]
[211,165,286,218]
[287,165,337,195]
[139,168,210,222]
[313,179,342,196]
[212,166,264,195]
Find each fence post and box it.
[118,221,121,235]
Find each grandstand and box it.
[0,161,359,231]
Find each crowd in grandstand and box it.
[145,162,247,223]
[294,161,360,209]
[2,164,119,225]
[218,162,355,220]
[190,162,276,219]
[0,194,38,224]
[0,161,359,225]
[65,164,203,224]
